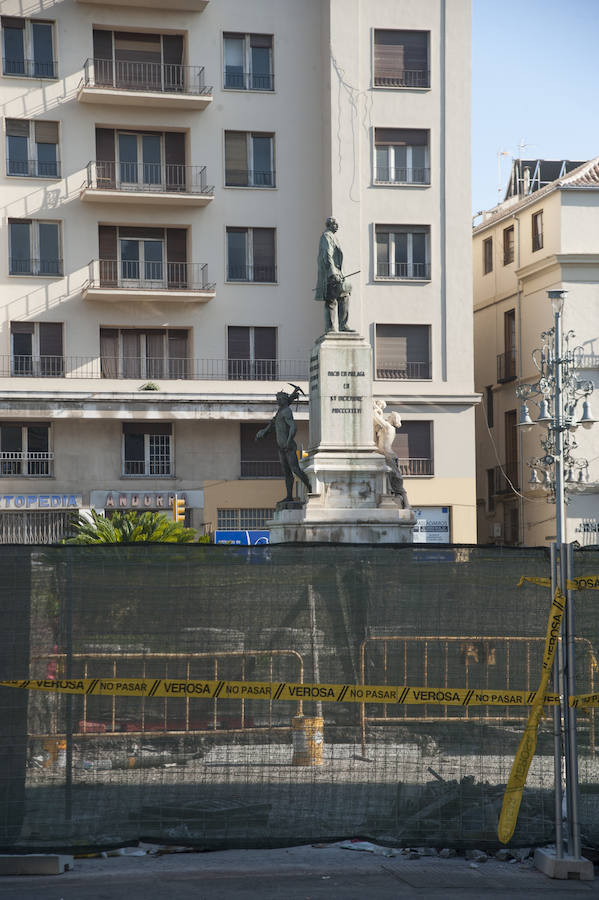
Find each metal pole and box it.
[65,554,73,823]
[566,542,582,858]
[550,542,564,858]
[308,585,322,719]
[552,306,574,849]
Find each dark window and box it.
[226,227,276,281]
[503,225,514,265]
[9,219,61,276]
[225,131,274,187]
[227,326,277,380]
[485,386,494,427]
[532,211,543,252]
[0,423,50,475]
[483,237,493,274]
[375,225,430,279]
[223,33,273,90]
[373,29,429,88]
[487,468,495,513]
[122,423,172,476]
[374,128,429,184]
[240,422,280,478]
[100,328,189,379]
[391,421,433,476]
[375,324,430,379]
[2,17,55,78]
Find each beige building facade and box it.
[473,159,599,546]
[0,0,476,543]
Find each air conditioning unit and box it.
[490,522,503,538]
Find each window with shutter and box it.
[9,219,61,276]
[375,225,430,279]
[6,118,59,177]
[227,326,276,380]
[225,132,249,186]
[374,128,429,184]
[3,17,56,78]
[223,32,273,91]
[10,321,62,377]
[252,228,276,281]
[123,423,172,476]
[375,324,430,380]
[374,30,429,88]
[392,421,433,475]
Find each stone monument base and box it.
[268,450,415,544]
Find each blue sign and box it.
[214,530,270,545]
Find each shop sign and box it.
[412,507,450,544]
[0,494,82,510]
[90,490,204,510]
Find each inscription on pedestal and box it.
[308,336,374,451]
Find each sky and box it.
[472,0,599,215]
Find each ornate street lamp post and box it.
[516,289,595,865]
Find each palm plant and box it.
[64,509,197,544]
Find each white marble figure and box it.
[373,400,410,508]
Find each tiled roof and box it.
[474,155,599,232]
[559,156,599,186]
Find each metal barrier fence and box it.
[360,635,598,757]
[30,650,304,738]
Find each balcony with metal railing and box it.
[2,58,57,79]
[7,158,60,178]
[397,458,434,476]
[3,356,309,382]
[9,258,63,277]
[83,260,216,302]
[374,166,430,185]
[223,71,274,91]
[78,59,212,110]
[0,452,54,477]
[376,262,431,280]
[227,264,277,283]
[375,360,431,380]
[497,348,517,383]
[374,69,429,88]
[81,161,214,206]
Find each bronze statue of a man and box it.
[314,217,354,333]
[255,386,311,502]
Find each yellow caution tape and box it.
[497,586,566,845]
[570,692,599,708]
[518,574,599,591]
[0,677,562,706]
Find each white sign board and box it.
[412,506,450,544]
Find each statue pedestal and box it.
[269,332,415,544]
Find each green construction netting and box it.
[1,543,598,851]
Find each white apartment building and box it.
[0,0,476,543]
[473,158,599,546]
